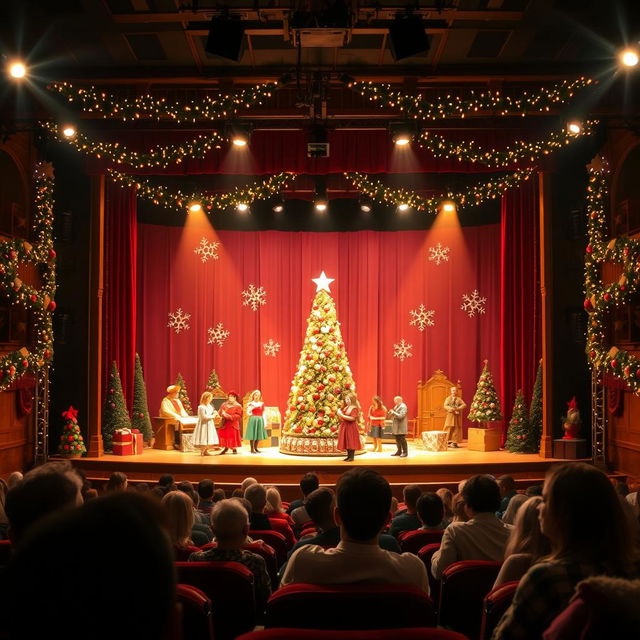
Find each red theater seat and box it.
[173,544,201,561]
[238,628,468,640]
[176,584,214,640]
[249,530,289,565]
[418,543,441,606]
[268,518,296,548]
[0,540,12,566]
[480,580,519,640]
[400,530,445,555]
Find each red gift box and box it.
[131,429,144,455]
[113,428,134,455]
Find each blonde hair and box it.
[452,493,469,523]
[162,491,194,548]
[250,390,262,401]
[200,391,213,405]
[436,488,454,520]
[265,486,284,514]
[504,496,550,560]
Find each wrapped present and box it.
[131,429,144,455]
[421,430,448,452]
[113,428,134,455]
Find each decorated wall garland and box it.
[0,162,56,391]
[108,168,294,213]
[345,168,534,213]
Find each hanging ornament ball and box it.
[624,366,631,377]
[589,350,596,359]
[49,249,57,260]
[21,359,28,368]
[9,365,16,376]
[110,402,115,408]
[48,301,57,312]
[109,388,114,394]
[586,245,593,254]
[603,293,611,302]
[611,359,618,369]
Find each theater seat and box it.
[176,583,214,640]
[175,561,256,640]
[265,583,436,630]
[480,580,519,640]
[400,530,445,555]
[418,544,441,606]
[0,540,12,567]
[268,518,296,548]
[173,544,201,561]
[439,560,502,640]
[238,629,468,640]
[249,530,289,565]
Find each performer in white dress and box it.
[192,391,219,456]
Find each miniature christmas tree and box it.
[102,361,131,451]
[174,372,193,415]
[206,369,221,391]
[131,353,153,443]
[529,360,543,451]
[504,390,537,452]
[57,406,86,457]
[283,272,364,439]
[468,360,503,424]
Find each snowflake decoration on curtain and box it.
[194,237,220,263]
[242,284,267,311]
[428,243,450,266]
[461,290,487,317]
[167,308,191,334]
[393,339,413,362]
[263,339,281,357]
[207,323,230,347]
[409,304,435,331]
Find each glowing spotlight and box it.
[227,123,252,148]
[441,200,456,213]
[314,179,328,212]
[567,121,582,135]
[394,136,410,147]
[237,202,249,212]
[620,48,639,68]
[8,60,26,79]
[232,137,248,147]
[62,125,77,138]
[188,201,203,213]
[398,203,409,212]
[359,195,372,212]
[390,121,417,147]
[315,202,327,212]
[273,203,284,213]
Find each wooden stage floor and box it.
[70,442,587,492]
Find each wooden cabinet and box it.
[417,371,462,433]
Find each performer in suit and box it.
[159,385,189,419]
[337,393,360,462]
[444,386,466,448]
[192,391,219,456]
[389,396,408,458]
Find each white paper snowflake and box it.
[242,284,267,311]
[409,304,435,331]
[207,323,230,347]
[393,339,413,362]
[194,237,220,263]
[167,308,191,334]
[428,243,450,266]
[461,289,487,318]
[263,339,281,357]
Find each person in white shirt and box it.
[281,468,429,593]
[192,391,219,456]
[431,474,512,580]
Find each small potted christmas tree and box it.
[58,406,86,458]
[529,360,543,452]
[467,360,503,451]
[131,353,153,444]
[102,361,131,452]
[174,373,193,415]
[505,390,538,453]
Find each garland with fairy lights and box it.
[418,120,598,168]
[345,77,595,120]
[0,162,56,391]
[108,169,294,213]
[43,121,225,169]
[48,79,282,123]
[346,169,534,213]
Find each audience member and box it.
[497,475,517,519]
[436,487,454,521]
[3,492,175,640]
[244,483,272,530]
[105,471,128,492]
[175,481,213,540]
[7,471,23,489]
[432,474,512,579]
[161,490,200,552]
[451,492,469,523]
[135,482,150,493]
[197,479,215,516]
[494,497,551,587]
[84,488,99,501]
[190,499,271,610]
[289,472,320,525]
[493,463,640,640]
[615,479,630,498]
[389,484,422,537]
[212,488,226,503]
[281,469,428,592]
[502,493,528,525]
[416,492,448,530]
[241,477,258,492]
[158,474,176,492]
[75,468,93,501]
[232,488,244,498]
[390,496,399,517]
[525,484,543,497]
[265,487,294,525]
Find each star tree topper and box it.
[312,271,335,293]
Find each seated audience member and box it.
[177,480,210,528]
[4,461,83,543]
[197,479,216,516]
[157,474,176,495]
[494,497,551,588]
[615,479,630,498]
[241,477,258,492]
[497,475,517,519]
[451,492,469,523]
[7,471,23,489]
[390,496,399,517]
[289,472,320,524]
[389,484,422,537]
[162,490,207,550]
[416,492,448,530]
[244,483,272,530]
[190,499,271,610]
[4,492,174,640]
[493,462,640,640]
[436,487,454,522]
[281,468,429,593]
[265,487,292,520]
[105,471,128,493]
[502,493,528,525]
[212,488,226,503]
[84,489,99,501]
[432,474,512,580]
[525,484,543,497]
[232,488,244,498]
[135,482,150,493]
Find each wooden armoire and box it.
[417,371,463,433]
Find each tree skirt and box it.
[279,435,366,457]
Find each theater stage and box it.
[68,443,588,498]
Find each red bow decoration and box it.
[62,405,78,422]
[566,396,578,410]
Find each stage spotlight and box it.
[237,202,249,212]
[7,60,27,79]
[272,194,285,213]
[188,201,203,213]
[205,14,245,62]
[227,123,251,147]
[620,48,639,68]
[567,121,582,135]
[398,203,409,212]
[314,180,328,212]
[62,125,76,138]
[390,121,416,147]
[388,13,430,62]
[441,200,456,213]
[359,195,372,212]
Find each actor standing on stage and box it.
[337,393,360,462]
[192,391,219,456]
[389,395,408,458]
[444,386,466,448]
[217,391,243,455]
[245,390,268,454]
[159,384,189,420]
[368,396,387,453]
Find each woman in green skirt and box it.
[245,389,267,453]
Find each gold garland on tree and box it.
[108,169,294,213]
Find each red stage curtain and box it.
[103,180,137,409]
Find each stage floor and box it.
[70,442,587,494]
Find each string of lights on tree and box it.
[0,162,56,391]
[108,168,294,214]
[48,79,282,123]
[344,76,595,120]
[418,120,598,168]
[346,168,534,213]
[43,121,225,169]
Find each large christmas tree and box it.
[283,272,364,439]
[102,361,131,451]
[174,372,193,415]
[529,360,543,452]
[504,389,537,452]
[468,360,503,424]
[131,353,153,443]
[57,406,86,457]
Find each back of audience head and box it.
[7,471,23,489]
[84,488,99,502]
[305,487,336,529]
[232,488,244,498]
[452,493,468,522]
[498,475,516,496]
[525,484,543,497]
[106,471,128,492]
[212,488,226,503]
[5,492,174,640]
[211,499,249,547]
[505,496,550,559]
[177,480,199,506]
[229,496,252,519]
[300,472,320,497]
[336,468,391,542]
[502,493,528,524]
[135,482,150,493]
[265,486,284,514]
[462,474,501,515]
[161,490,194,547]
[436,488,454,520]
[158,474,176,491]
[403,484,422,512]
[417,493,445,529]
[390,496,399,515]
[616,480,630,497]
[241,476,258,492]
[244,483,267,513]
[197,478,215,501]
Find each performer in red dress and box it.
[337,393,361,462]
[217,391,243,454]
